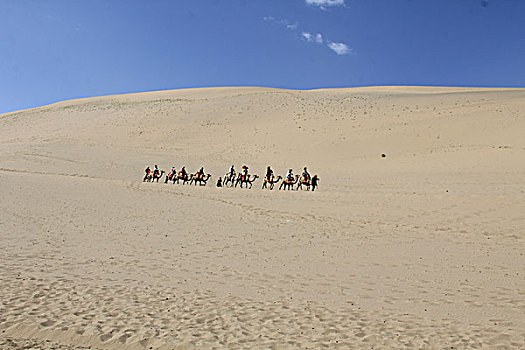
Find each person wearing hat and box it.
[265,166,274,182]
[165,167,176,183]
[198,167,205,180]
[179,166,187,179]
[286,168,294,182]
[302,167,311,182]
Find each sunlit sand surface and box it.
[1,87,524,349]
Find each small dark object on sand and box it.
[381,153,386,158]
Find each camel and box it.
[164,171,177,184]
[235,174,259,189]
[296,175,312,191]
[190,173,211,186]
[278,175,300,191]
[143,170,165,182]
[223,171,237,187]
[262,175,282,190]
[176,172,192,185]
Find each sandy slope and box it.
[0,87,524,349]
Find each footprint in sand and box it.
[40,320,55,327]
[100,332,114,342]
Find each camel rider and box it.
[180,166,187,179]
[229,165,235,176]
[302,167,310,181]
[198,167,205,180]
[153,165,159,176]
[286,169,293,182]
[266,166,274,181]
[169,167,176,179]
[143,166,151,182]
[242,165,249,180]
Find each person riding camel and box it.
[229,165,235,176]
[198,167,205,180]
[266,166,274,182]
[286,169,294,182]
[143,166,151,182]
[180,166,187,179]
[302,167,310,182]
[169,167,176,180]
[153,165,159,177]
[242,165,249,181]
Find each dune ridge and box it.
[1,86,524,349]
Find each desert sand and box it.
[0,86,524,349]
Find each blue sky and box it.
[1,0,524,114]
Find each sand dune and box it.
[1,87,524,349]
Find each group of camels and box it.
[143,169,211,186]
[143,167,317,191]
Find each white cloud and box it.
[264,15,353,57]
[302,32,313,41]
[327,42,352,55]
[264,16,297,31]
[302,32,323,44]
[306,0,344,7]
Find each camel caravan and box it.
[143,165,319,191]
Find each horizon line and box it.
[3,84,525,116]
